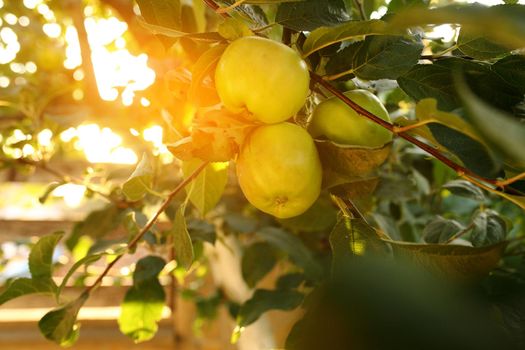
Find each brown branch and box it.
[203,0,229,18]
[84,161,209,294]
[309,73,507,187]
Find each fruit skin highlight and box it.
[308,89,393,148]
[215,36,310,124]
[236,122,322,218]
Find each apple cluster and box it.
[215,36,321,218]
[214,36,393,218]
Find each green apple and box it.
[308,89,392,148]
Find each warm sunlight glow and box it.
[64,16,156,105]
[143,125,174,163]
[52,184,86,207]
[0,27,20,64]
[60,124,138,164]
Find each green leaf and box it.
[302,19,388,57]
[427,123,502,179]
[236,289,303,328]
[132,255,166,286]
[29,232,63,279]
[122,154,153,201]
[136,0,181,30]
[39,292,88,346]
[442,179,485,202]
[398,61,460,111]
[423,216,465,244]
[414,98,481,143]
[387,0,429,13]
[326,35,423,80]
[187,219,216,244]
[79,205,124,238]
[0,278,56,306]
[258,227,322,281]
[278,197,337,233]
[276,0,350,32]
[457,28,510,60]
[386,240,508,279]
[491,55,525,93]
[456,75,525,168]
[183,160,229,216]
[171,206,194,270]
[471,210,507,247]
[137,18,223,42]
[218,18,253,40]
[224,213,259,233]
[388,4,525,51]
[242,242,278,288]
[119,256,166,343]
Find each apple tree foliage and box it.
[0,0,525,348]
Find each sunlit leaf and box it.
[183,160,229,216]
[29,232,63,279]
[388,4,525,51]
[170,206,194,270]
[118,256,166,343]
[302,19,388,56]
[122,154,153,201]
[0,278,56,306]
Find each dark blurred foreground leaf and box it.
[287,257,516,350]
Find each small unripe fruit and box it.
[308,89,392,148]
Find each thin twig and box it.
[84,161,209,294]
[353,0,367,21]
[11,158,115,202]
[203,0,229,18]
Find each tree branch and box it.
[84,161,209,294]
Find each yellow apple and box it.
[236,122,322,218]
[215,36,310,124]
